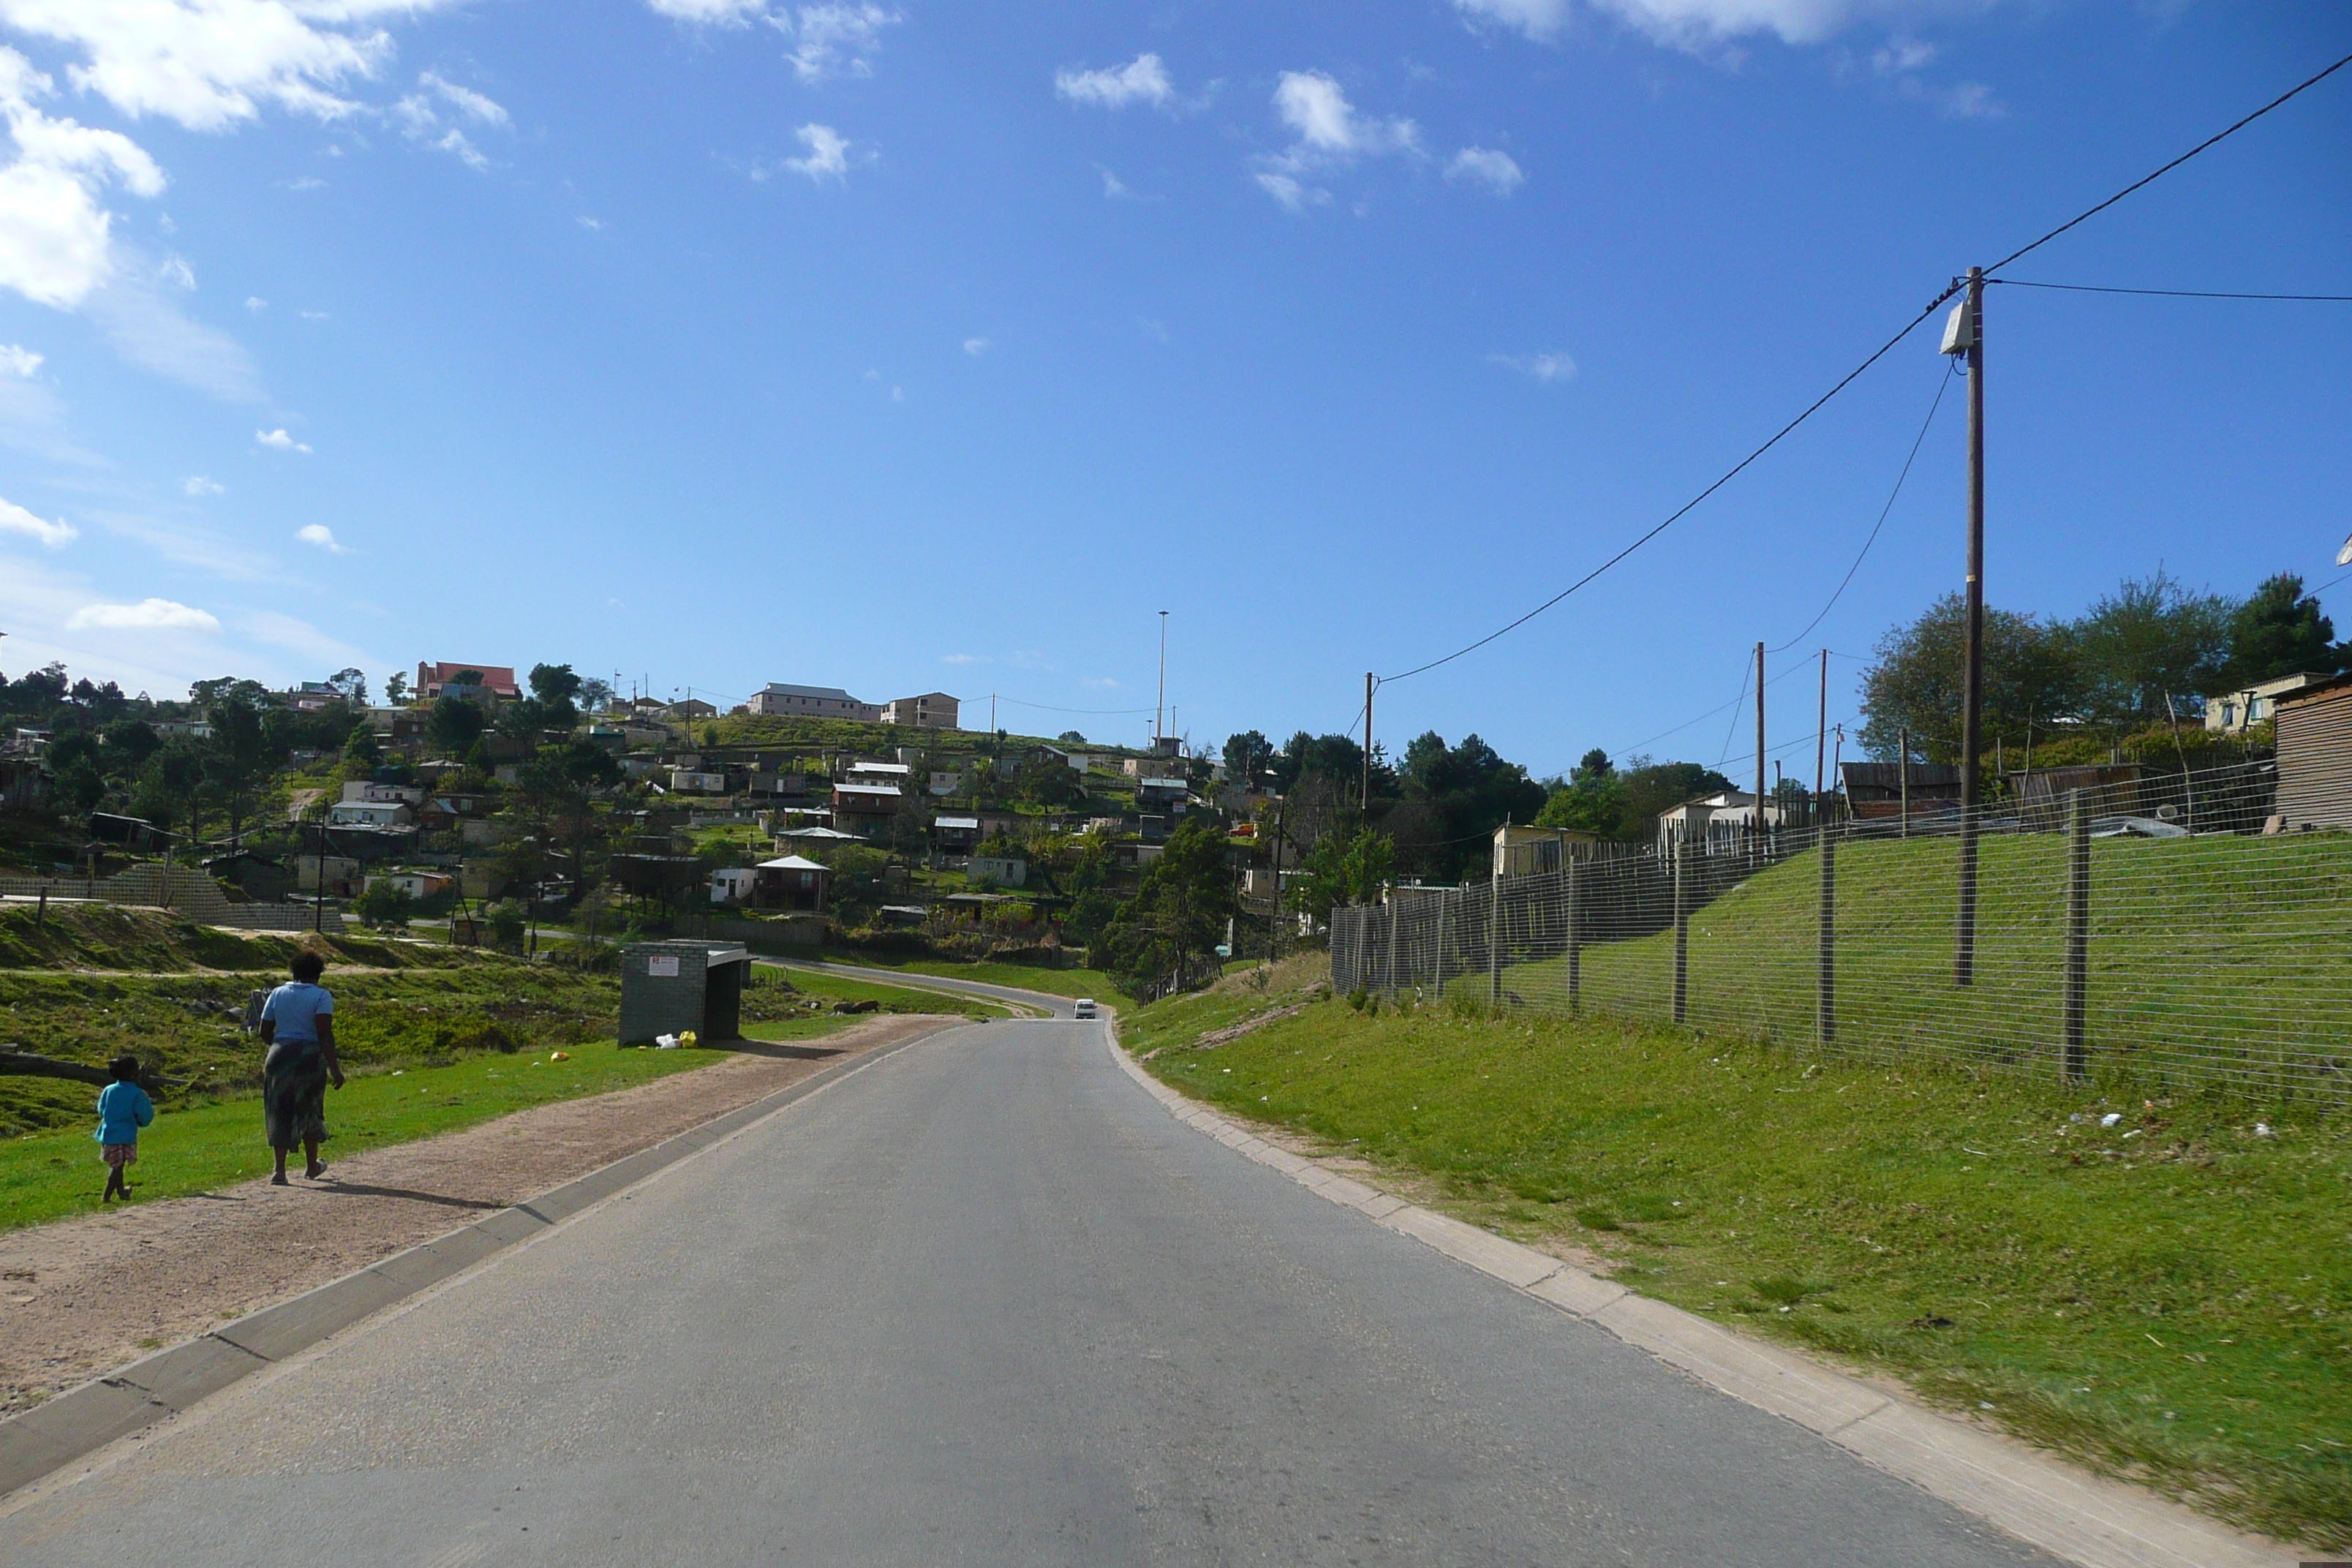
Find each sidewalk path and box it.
[0,1016,939,1416]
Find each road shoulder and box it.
[1101,1027,2297,1568]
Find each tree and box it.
[342,724,382,769]
[384,671,410,706]
[1389,731,1547,881]
[353,878,416,930]
[578,676,614,715]
[429,694,488,755]
[2218,573,2347,690]
[326,667,369,705]
[1286,829,1394,925]
[1861,593,2081,762]
[528,663,583,728]
[1099,818,1238,985]
[2070,570,2234,727]
[101,720,160,772]
[1222,729,1274,786]
[1056,729,1088,745]
[481,898,528,951]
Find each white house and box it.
[709,867,757,903]
[327,800,413,829]
[668,769,728,794]
[2206,671,2332,735]
[363,869,453,900]
[340,780,426,805]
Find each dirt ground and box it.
[0,1015,950,1414]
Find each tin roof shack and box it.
[2274,673,2352,830]
[205,850,290,902]
[932,814,979,855]
[2002,765,2141,832]
[1836,761,1962,823]
[753,854,831,912]
[619,941,750,1046]
[832,780,904,839]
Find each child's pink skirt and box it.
[101,1143,137,1168]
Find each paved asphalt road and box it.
[0,1019,2060,1567]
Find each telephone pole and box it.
[1754,641,1767,860]
[1362,674,1374,815]
[1947,265,1986,987]
[1814,648,1830,826]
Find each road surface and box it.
[0,1017,2057,1567]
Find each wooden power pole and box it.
[1362,674,1374,815]
[1954,265,1986,987]
[1754,641,1766,860]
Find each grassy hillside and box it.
[1124,972,2352,1548]
[1493,831,2352,1102]
[0,900,485,974]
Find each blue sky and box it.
[0,1,2345,779]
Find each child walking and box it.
[97,1055,154,1203]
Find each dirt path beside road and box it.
[0,1014,952,1414]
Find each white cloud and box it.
[68,596,219,632]
[646,0,767,20]
[1273,71,1417,159]
[181,473,222,495]
[244,293,265,311]
[1082,676,1118,689]
[0,342,39,375]
[418,70,507,126]
[255,426,310,451]
[1456,0,1994,51]
[241,607,368,666]
[156,252,194,288]
[1867,32,2002,116]
[1447,146,1524,193]
[279,175,323,190]
[296,306,325,320]
[1254,171,1327,211]
[1098,166,1127,198]
[784,122,849,180]
[0,492,73,546]
[962,336,988,356]
[941,652,981,664]
[774,4,900,84]
[1491,350,1579,383]
[576,214,603,230]
[295,521,346,552]
[0,47,168,308]
[85,262,263,400]
[1055,53,1172,110]
[393,72,508,170]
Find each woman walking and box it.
[259,949,344,1183]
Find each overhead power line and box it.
[1371,48,2352,691]
[1992,279,2352,302]
[1768,361,1956,655]
[1986,48,2352,275]
[994,696,1157,716]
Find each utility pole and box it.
[1155,610,1169,747]
[1362,673,1374,815]
[1753,641,1766,862]
[1815,649,1829,829]
[1947,265,1986,987]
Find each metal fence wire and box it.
[1331,758,2352,1104]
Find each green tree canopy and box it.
[1100,817,1238,984]
[2071,570,2234,726]
[2219,573,2347,690]
[429,693,488,755]
[1860,592,2081,762]
[1286,828,1395,924]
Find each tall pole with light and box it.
[1942,267,1986,987]
[1154,611,1169,750]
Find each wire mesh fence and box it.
[1332,758,2352,1105]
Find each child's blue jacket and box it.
[95,1082,155,1145]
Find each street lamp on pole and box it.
[1154,610,1169,748]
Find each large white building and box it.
[747,683,881,721]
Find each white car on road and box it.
[1072,998,1096,1019]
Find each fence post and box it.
[2063,787,2090,1082]
[1384,897,1399,998]
[1435,889,1452,1002]
[1565,859,1582,1016]
[1817,827,1836,1047]
[1671,838,1689,1025]
[1487,864,1501,1008]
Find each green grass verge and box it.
[760,965,1009,1019]
[815,949,1128,1003]
[1496,832,2352,1101]
[1,1041,739,1232]
[1125,979,2352,1549]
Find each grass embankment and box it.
[1508,832,2352,1096]
[0,1043,741,1232]
[748,964,1009,1019]
[1127,965,2352,1550]
[815,948,1128,1004]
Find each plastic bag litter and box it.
[655,1033,680,1049]
[2100,1112,2122,1127]
[2254,1122,2274,1138]
[549,1050,570,1061]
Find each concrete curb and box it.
[0,1020,961,1499]
[1104,1032,2298,1568]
